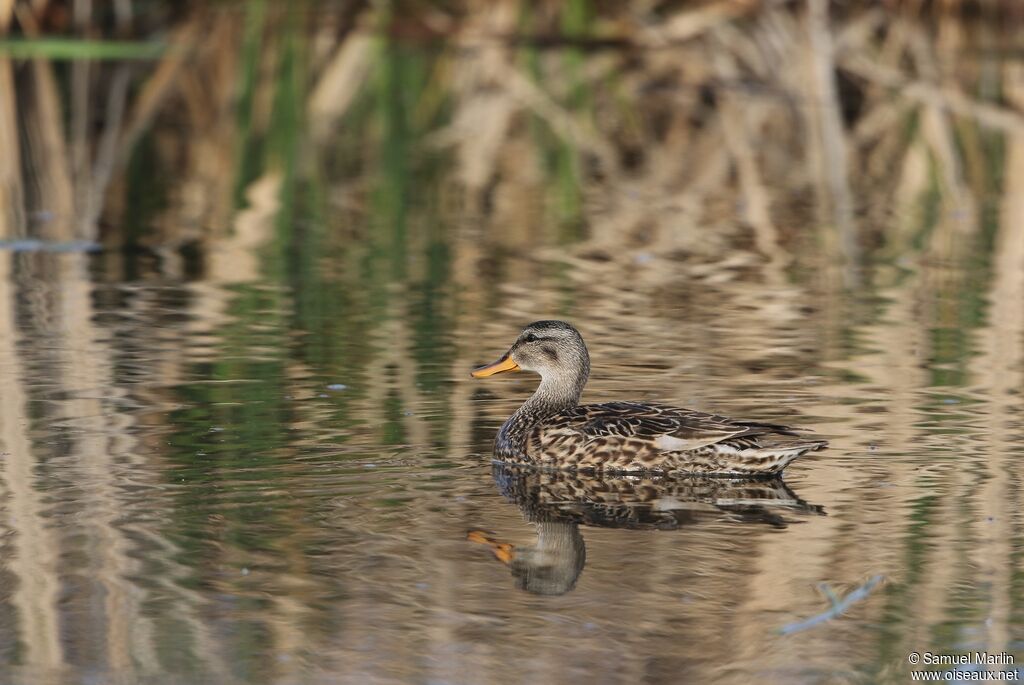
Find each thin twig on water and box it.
[779,575,885,635]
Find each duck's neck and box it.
[497,371,587,457]
[520,373,586,417]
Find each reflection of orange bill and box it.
[470,354,520,378]
[467,529,515,564]
[466,530,493,544]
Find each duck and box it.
[470,320,826,476]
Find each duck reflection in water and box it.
[468,463,824,596]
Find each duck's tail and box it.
[736,438,828,475]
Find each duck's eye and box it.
[523,333,538,343]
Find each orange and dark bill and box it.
[470,354,520,378]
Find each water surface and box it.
[0,229,1020,684]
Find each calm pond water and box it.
[3,6,1024,682]
[1,220,1022,685]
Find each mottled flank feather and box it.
[498,401,826,476]
[474,321,827,476]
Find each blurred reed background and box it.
[2,1,1024,683]
[1,0,1023,277]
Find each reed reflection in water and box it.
[0,0,1023,683]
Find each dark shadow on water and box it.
[468,462,824,596]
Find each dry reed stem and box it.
[805,0,858,278]
[921,106,977,252]
[850,98,906,146]
[308,21,374,142]
[499,61,615,169]
[712,48,789,274]
[842,53,1024,133]
[70,55,92,240]
[84,65,130,237]
[647,0,760,46]
[115,17,200,167]
[443,2,518,197]
[23,60,75,240]
[906,21,977,250]
[0,58,24,236]
[889,137,931,251]
[113,0,132,34]
[0,0,12,33]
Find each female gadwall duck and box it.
[471,320,826,476]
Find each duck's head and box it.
[470,320,591,388]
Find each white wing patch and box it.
[654,434,736,452]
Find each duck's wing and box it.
[549,401,803,452]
